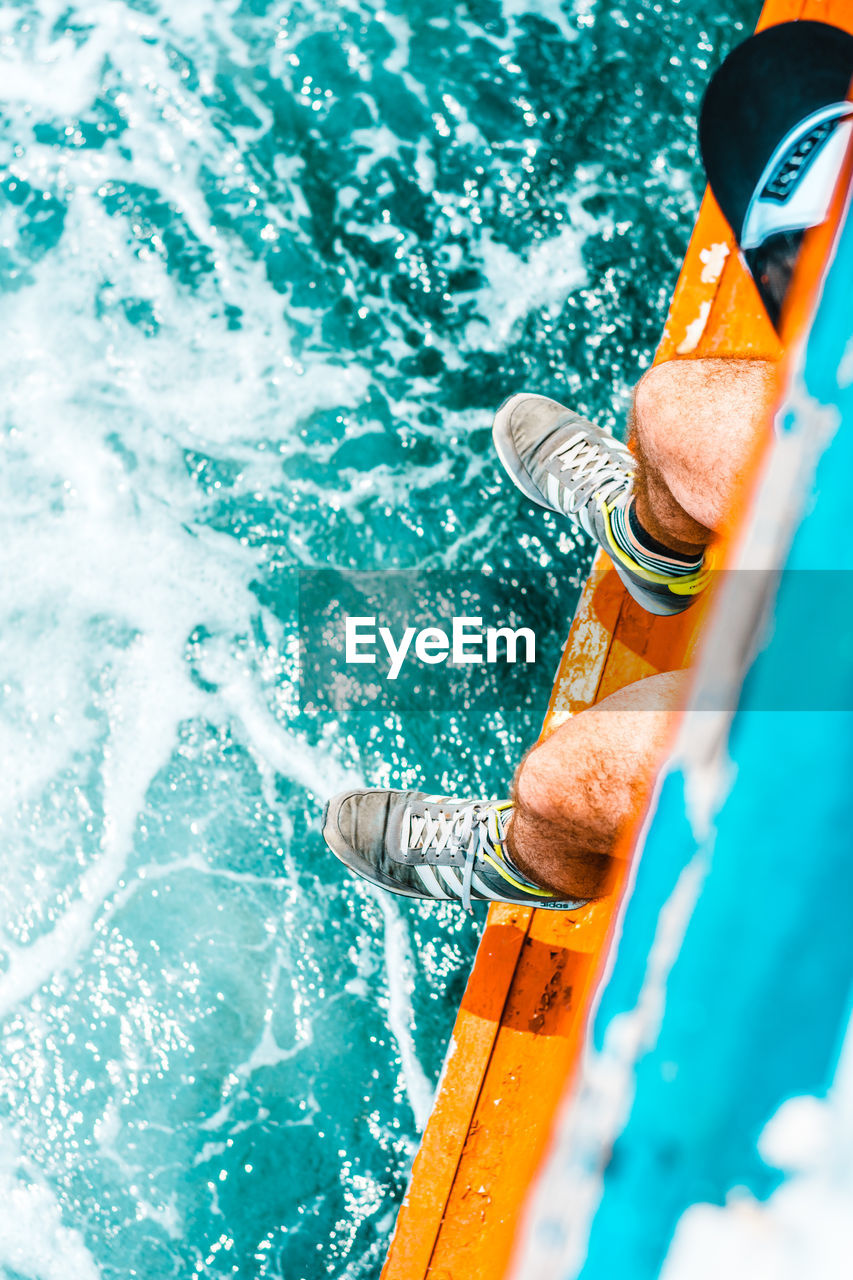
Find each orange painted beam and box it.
[380,2,848,1278]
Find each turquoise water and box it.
[0,2,755,1277]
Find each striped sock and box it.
[609,497,704,579]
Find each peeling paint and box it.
[699,242,729,284]
[676,300,712,355]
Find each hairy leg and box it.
[630,357,778,554]
[506,671,689,900]
[499,363,774,900]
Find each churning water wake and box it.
[0,1,755,1276]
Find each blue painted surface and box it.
[576,196,853,1280]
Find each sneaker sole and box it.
[610,565,698,616]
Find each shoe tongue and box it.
[535,414,590,468]
[395,795,477,862]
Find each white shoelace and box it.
[402,800,498,912]
[551,431,633,512]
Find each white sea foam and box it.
[466,180,609,350]
[0,0,689,1274]
[218,665,362,800]
[0,1124,102,1280]
[0,0,378,1031]
[371,891,434,1132]
[662,1012,853,1280]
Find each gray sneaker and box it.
[492,392,707,616]
[322,789,584,912]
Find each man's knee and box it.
[630,360,683,461]
[513,739,569,826]
[513,736,617,857]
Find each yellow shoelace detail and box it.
[479,802,555,899]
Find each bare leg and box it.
[630,357,778,554]
[502,360,777,898]
[507,671,690,900]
